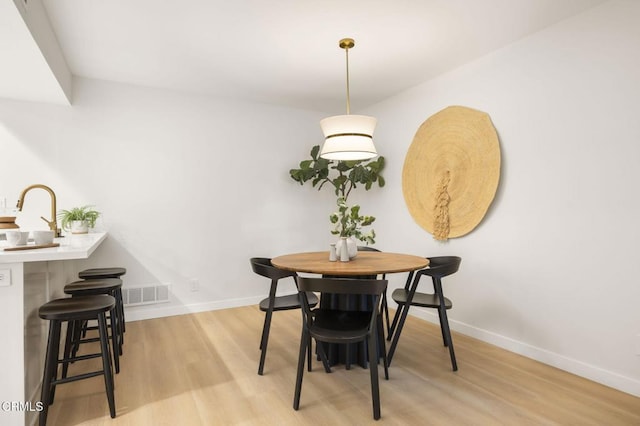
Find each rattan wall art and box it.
[402,105,501,240]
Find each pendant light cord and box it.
[339,38,355,115]
[345,46,351,115]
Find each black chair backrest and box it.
[418,256,461,279]
[296,277,388,328]
[297,277,387,297]
[357,246,380,252]
[250,257,297,280]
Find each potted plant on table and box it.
[290,145,385,258]
[330,196,377,259]
[57,205,101,234]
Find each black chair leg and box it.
[387,273,421,365]
[109,306,120,374]
[439,306,457,371]
[306,335,313,372]
[387,271,415,341]
[381,291,391,336]
[114,288,125,352]
[377,315,389,380]
[258,309,273,375]
[98,313,116,418]
[362,340,369,368]
[433,280,457,371]
[81,320,88,338]
[293,330,308,410]
[40,320,61,426]
[368,329,381,420]
[437,305,448,346]
[259,312,269,350]
[71,319,86,358]
[61,320,75,380]
[115,287,126,335]
[317,342,332,373]
[387,300,412,366]
[387,304,402,341]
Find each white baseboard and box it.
[408,308,640,398]
[124,296,263,322]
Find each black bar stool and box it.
[79,267,127,334]
[64,278,124,373]
[39,295,116,426]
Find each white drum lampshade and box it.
[320,114,378,161]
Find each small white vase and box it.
[70,220,89,234]
[338,237,349,262]
[335,236,357,260]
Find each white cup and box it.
[17,231,29,245]
[6,231,29,246]
[6,231,22,246]
[33,230,55,246]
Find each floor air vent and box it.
[123,284,170,306]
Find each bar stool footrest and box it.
[60,352,103,364]
[52,370,105,385]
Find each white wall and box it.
[0,77,334,317]
[1,0,638,398]
[364,0,640,396]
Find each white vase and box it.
[70,220,89,234]
[335,236,357,260]
[338,237,349,262]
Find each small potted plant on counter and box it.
[57,205,101,234]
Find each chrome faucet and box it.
[16,184,61,237]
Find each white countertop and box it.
[0,232,107,263]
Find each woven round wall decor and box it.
[402,105,501,240]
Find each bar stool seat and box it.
[64,278,124,373]
[79,267,127,279]
[39,295,116,425]
[40,295,115,320]
[65,278,122,295]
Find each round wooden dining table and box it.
[272,250,429,368]
[271,251,429,276]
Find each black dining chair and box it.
[387,256,461,371]
[293,276,389,421]
[250,257,319,375]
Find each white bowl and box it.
[33,230,55,245]
[6,231,29,246]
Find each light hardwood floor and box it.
[46,306,640,425]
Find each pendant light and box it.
[320,38,378,161]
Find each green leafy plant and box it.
[290,145,385,243]
[329,196,376,244]
[57,205,101,231]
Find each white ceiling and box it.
[3,0,606,112]
[0,0,69,104]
